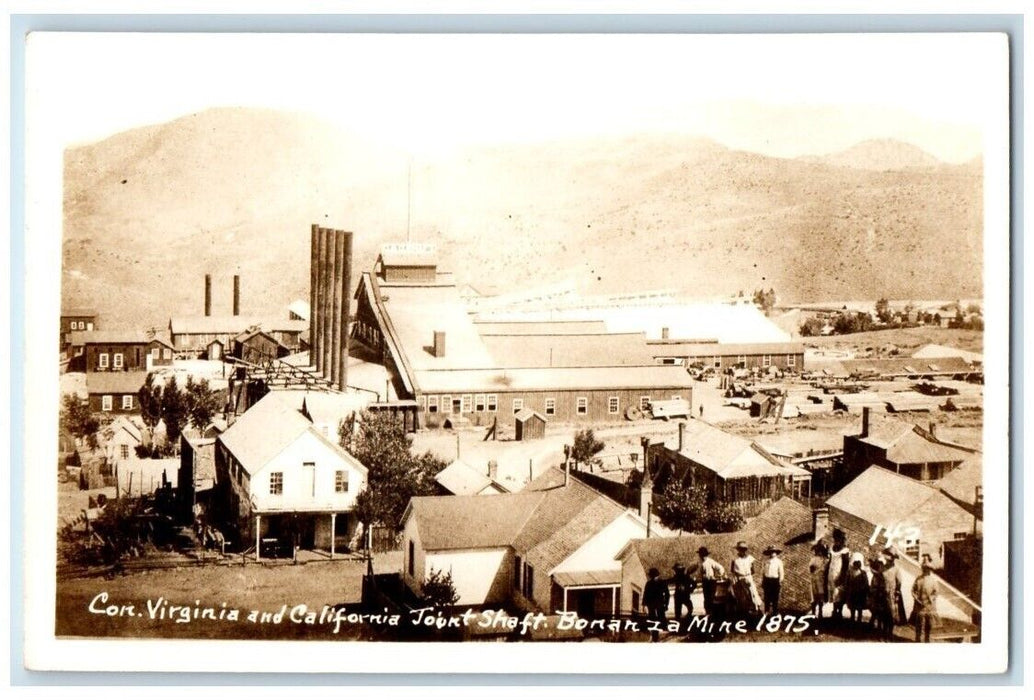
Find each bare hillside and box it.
[63,108,984,329]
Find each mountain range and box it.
[62,107,984,329]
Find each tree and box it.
[752,288,777,315]
[420,568,460,608]
[654,481,747,534]
[160,376,188,446]
[874,298,892,324]
[340,411,446,531]
[799,318,825,337]
[137,373,162,440]
[184,376,221,431]
[570,429,605,470]
[61,393,100,450]
[654,481,708,533]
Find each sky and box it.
[26,32,1003,161]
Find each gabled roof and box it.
[379,244,439,268]
[86,371,149,395]
[645,341,805,356]
[514,408,546,423]
[61,307,97,317]
[826,465,966,527]
[414,365,692,394]
[108,416,143,442]
[853,416,975,464]
[218,392,367,476]
[435,459,494,496]
[655,419,789,480]
[482,332,657,368]
[618,498,813,576]
[69,329,173,347]
[234,328,287,347]
[404,492,545,550]
[288,300,310,321]
[936,453,983,507]
[911,344,983,364]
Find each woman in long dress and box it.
[809,541,829,618]
[729,541,762,617]
[826,529,851,620]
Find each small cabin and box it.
[514,408,546,441]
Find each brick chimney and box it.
[861,406,870,438]
[433,331,446,358]
[812,507,830,542]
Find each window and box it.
[787,354,796,367]
[100,395,112,411]
[303,462,315,497]
[122,395,133,410]
[475,394,486,412]
[514,555,522,590]
[763,355,772,367]
[737,355,747,367]
[452,397,462,414]
[608,396,619,414]
[640,396,651,411]
[151,347,160,359]
[576,397,588,415]
[112,353,123,369]
[631,586,641,612]
[487,395,498,412]
[163,348,172,360]
[661,358,676,365]
[522,562,534,599]
[408,541,415,577]
[335,470,349,493]
[513,398,524,414]
[98,353,109,369]
[417,396,426,413]
[120,444,129,459]
[544,398,556,416]
[461,395,472,413]
[441,396,452,414]
[269,472,283,495]
[713,356,722,368]
[427,396,438,413]
[953,532,969,540]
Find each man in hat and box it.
[827,528,851,621]
[696,546,725,617]
[642,567,669,642]
[671,562,694,623]
[877,546,903,639]
[911,558,939,642]
[761,545,785,615]
[729,541,761,617]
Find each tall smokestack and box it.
[233,275,240,316]
[337,231,352,392]
[204,274,212,317]
[861,406,870,438]
[330,230,344,388]
[309,224,318,369]
[678,421,685,452]
[320,228,333,378]
[315,227,329,375]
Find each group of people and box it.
[809,528,941,642]
[641,528,942,643]
[641,541,789,640]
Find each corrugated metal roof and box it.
[86,371,149,395]
[839,356,973,376]
[514,408,546,423]
[474,320,609,336]
[414,365,693,393]
[483,332,657,368]
[912,344,983,364]
[885,429,973,464]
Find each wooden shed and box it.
[514,408,546,441]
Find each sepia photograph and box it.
[20,29,1011,675]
